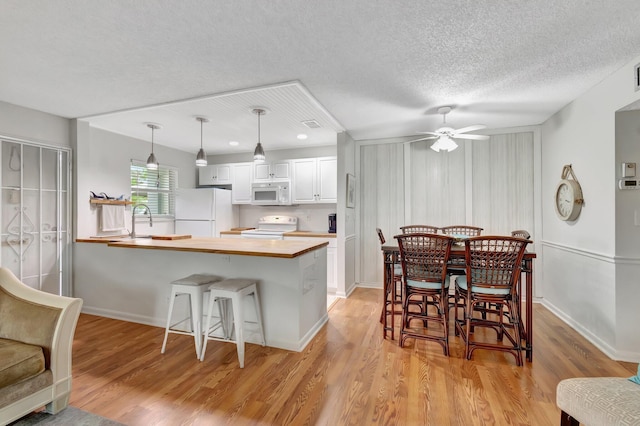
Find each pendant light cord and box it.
[200,119,204,149]
[257,110,261,143]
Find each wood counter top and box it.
[78,237,329,259]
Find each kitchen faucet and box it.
[130,203,152,238]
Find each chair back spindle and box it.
[400,225,440,234]
[441,225,483,237]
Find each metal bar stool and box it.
[200,278,266,368]
[161,273,221,359]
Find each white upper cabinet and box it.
[231,162,253,204]
[198,164,232,186]
[253,160,290,182]
[292,157,337,204]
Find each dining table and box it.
[381,242,537,362]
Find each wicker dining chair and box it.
[511,229,531,240]
[395,233,455,355]
[377,228,403,338]
[400,225,440,234]
[453,236,530,365]
[440,225,483,237]
[441,226,483,275]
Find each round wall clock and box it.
[555,165,584,221]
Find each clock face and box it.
[555,179,583,221]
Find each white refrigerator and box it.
[174,188,238,237]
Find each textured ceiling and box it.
[2,1,640,155]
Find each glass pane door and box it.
[1,139,71,295]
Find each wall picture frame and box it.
[346,173,356,208]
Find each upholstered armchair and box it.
[0,267,82,425]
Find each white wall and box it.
[0,101,70,148]
[238,204,336,232]
[541,52,640,361]
[337,131,356,297]
[73,122,197,238]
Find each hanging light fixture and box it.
[145,123,161,169]
[252,108,267,163]
[195,116,209,167]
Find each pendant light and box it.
[195,116,209,167]
[252,108,266,163]
[146,123,161,170]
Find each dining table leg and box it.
[381,247,400,340]
[525,258,533,362]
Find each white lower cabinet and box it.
[284,236,337,292]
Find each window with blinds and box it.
[130,161,177,217]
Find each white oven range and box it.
[240,215,298,240]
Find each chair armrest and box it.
[0,268,82,382]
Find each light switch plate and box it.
[622,162,636,178]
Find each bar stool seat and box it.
[161,273,221,359]
[200,278,266,368]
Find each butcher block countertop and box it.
[77,236,328,258]
[219,230,337,238]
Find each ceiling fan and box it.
[409,106,489,152]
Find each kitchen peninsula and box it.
[74,237,329,351]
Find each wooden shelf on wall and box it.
[90,199,133,205]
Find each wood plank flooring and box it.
[68,288,636,425]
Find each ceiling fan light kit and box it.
[409,106,489,152]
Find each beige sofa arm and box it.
[0,267,83,423]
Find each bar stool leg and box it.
[231,292,245,368]
[251,290,266,346]
[191,291,202,358]
[161,288,179,354]
[200,292,215,362]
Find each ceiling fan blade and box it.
[406,136,439,143]
[416,131,440,136]
[453,124,486,134]
[453,133,490,140]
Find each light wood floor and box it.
[68,288,635,425]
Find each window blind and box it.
[130,161,178,217]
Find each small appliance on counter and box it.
[328,213,336,233]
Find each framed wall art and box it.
[346,173,356,208]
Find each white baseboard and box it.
[541,299,640,363]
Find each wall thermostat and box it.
[618,179,640,189]
[622,162,636,178]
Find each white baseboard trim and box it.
[295,313,329,352]
[541,299,640,363]
[81,306,330,353]
[82,306,163,328]
[356,281,383,289]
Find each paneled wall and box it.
[359,143,405,285]
[408,141,466,225]
[359,132,534,287]
[472,133,534,234]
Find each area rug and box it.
[9,406,125,426]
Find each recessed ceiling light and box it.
[297,134,308,140]
[229,141,239,146]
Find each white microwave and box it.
[251,182,292,205]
